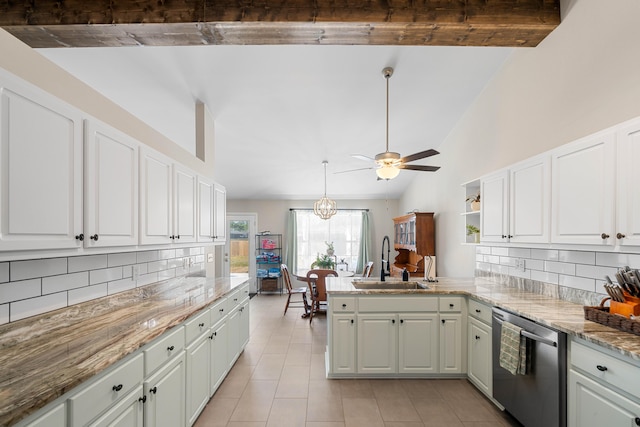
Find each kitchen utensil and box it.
[605,275,614,285]
[615,271,633,295]
[603,284,616,301]
[624,272,639,296]
[614,285,627,302]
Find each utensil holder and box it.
[610,293,640,318]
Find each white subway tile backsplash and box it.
[147,260,168,273]
[508,248,531,258]
[595,252,640,268]
[11,258,67,281]
[108,278,136,295]
[476,246,491,255]
[68,283,108,306]
[492,264,509,274]
[531,249,559,261]
[559,274,595,292]
[500,256,516,266]
[68,255,108,273]
[107,252,137,267]
[122,265,133,279]
[158,269,176,280]
[42,272,89,295]
[545,261,576,275]
[90,267,123,285]
[559,250,595,265]
[189,247,202,255]
[476,262,492,272]
[168,258,183,269]
[509,267,531,279]
[0,279,41,304]
[575,264,618,280]
[137,251,160,263]
[0,263,8,283]
[0,304,8,325]
[159,249,176,260]
[491,247,509,256]
[525,259,544,271]
[530,270,559,285]
[175,248,191,257]
[137,272,159,287]
[10,292,67,322]
[476,254,484,262]
[486,255,500,264]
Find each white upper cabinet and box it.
[213,183,227,244]
[0,76,83,251]
[480,170,509,243]
[551,130,616,245]
[509,155,550,244]
[197,177,214,243]
[616,118,640,247]
[140,148,173,245]
[172,164,197,244]
[84,119,139,248]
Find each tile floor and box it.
[194,293,521,427]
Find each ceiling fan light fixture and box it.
[314,161,337,220]
[376,164,400,180]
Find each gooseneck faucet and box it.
[381,235,391,281]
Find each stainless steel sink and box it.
[351,280,430,290]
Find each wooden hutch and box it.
[391,212,435,278]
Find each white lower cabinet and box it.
[439,313,464,374]
[467,316,492,396]
[89,385,144,427]
[23,403,65,427]
[185,331,211,426]
[208,319,228,396]
[357,314,397,374]
[398,313,438,374]
[143,352,185,427]
[331,314,356,374]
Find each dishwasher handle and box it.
[493,316,558,347]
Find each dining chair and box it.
[281,264,309,316]
[306,269,338,323]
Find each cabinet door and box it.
[357,314,397,374]
[551,131,616,245]
[509,155,550,243]
[480,170,509,243]
[144,353,185,427]
[617,119,640,247]
[140,148,173,245]
[467,317,492,396]
[440,314,464,374]
[226,306,241,368]
[398,313,438,374]
[213,183,226,243]
[173,164,196,243]
[84,119,138,248]
[209,320,228,396]
[0,82,83,251]
[238,299,250,350]
[88,385,144,427]
[185,334,210,427]
[197,177,214,243]
[331,314,356,374]
[569,370,640,427]
[24,403,66,427]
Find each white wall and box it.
[227,198,400,275]
[400,0,640,277]
[0,29,214,177]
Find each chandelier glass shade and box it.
[314,161,337,220]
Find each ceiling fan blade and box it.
[399,149,440,164]
[397,164,440,172]
[334,166,375,174]
[352,154,376,162]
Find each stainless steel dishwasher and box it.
[492,307,567,427]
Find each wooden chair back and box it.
[306,269,338,302]
[281,264,293,293]
[363,261,374,278]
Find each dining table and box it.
[293,269,354,318]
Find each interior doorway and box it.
[225,213,257,293]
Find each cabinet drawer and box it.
[571,340,640,398]
[144,326,185,376]
[439,297,464,313]
[210,297,228,324]
[468,298,492,324]
[227,288,242,309]
[331,297,356,313]
[185,309,211,345]
[68,353,143,427]
[358,296,438,312]
[238,283,250,299]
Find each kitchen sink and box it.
[351,280,430,290]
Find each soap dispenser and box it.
[402,268,409,282]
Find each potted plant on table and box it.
[311,253,336,270]
[466,193,481,211]
[466,224,481,243]
[325,241,335,256]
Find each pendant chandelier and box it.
[313,161,337,220]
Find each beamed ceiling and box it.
[0,1,560,49]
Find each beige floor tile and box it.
[344,416,385,427]
[306,423,346,427]
[342,397,384,425]
[339,379,375,398]
[400,380,441,401]
[214,377,250,399]
[266,398,308,427]
[370,379,410,400]
[412,397,462,425]
[193,397,238,427]
[252,354,285,380]
[377,397,421,422]
[226,422,266,427]
[383,423,426,427]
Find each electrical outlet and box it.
[207,253,214,263]
[515,258,526,272]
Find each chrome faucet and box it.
[381,235,391,281]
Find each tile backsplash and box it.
[0,247,206,324]
[476,246,640,305]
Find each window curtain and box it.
[356,210,372,274]
[284,210,298,272]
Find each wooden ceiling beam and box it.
[0,1,561,48]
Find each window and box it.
[295,210,363,271]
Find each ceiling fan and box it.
[337,67,440,180]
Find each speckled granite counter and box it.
[0,275,249,426]
[327,276,640,363]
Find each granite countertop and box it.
[327,276,640,363]
[0,275,249,427]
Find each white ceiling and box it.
[37,44,513,200]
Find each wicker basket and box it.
[584,297,640,336]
